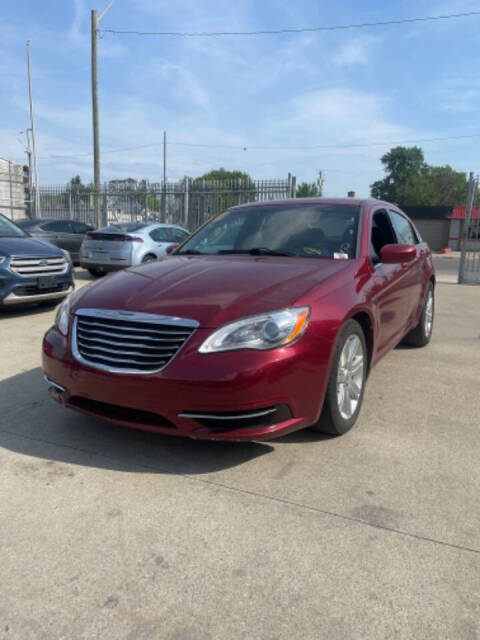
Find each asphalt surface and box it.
[0,258,479,640]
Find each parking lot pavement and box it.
[1,270,479,640]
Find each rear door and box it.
[71,222,95,260]
[149,226,173,255]
[40,220,77,254]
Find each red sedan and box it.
[42,198,435,441]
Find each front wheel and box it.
[311,319,368,436]
[402,283,434,348]
[142,254,157,263]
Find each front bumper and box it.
[0,264,74,306]
[42,324,332,441]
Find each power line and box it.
[43,132,480,160]
[99,10,480,38]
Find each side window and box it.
[149,227,171,242]
[171,228,189,243]
[41,221,73,233]
[71,222,93,234]
[388,210,416,245]
[370,210,397,263]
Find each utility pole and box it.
[161,130,167,222]
[91,0,117,228]
[163,130,167,186]
[26,41,40,218]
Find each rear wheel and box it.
[142,254,157,263]
[311,319,367,436]
[402,283,434,348]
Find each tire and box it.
[402,283,434,348]
[311,319,368,436]
[142,254,156,263]
[88,268,104,278]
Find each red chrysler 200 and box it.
[42,198,435,441]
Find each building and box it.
[0,156,29,220]
[402,205,478,251]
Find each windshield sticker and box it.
[334,252,349,260]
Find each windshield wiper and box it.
[218,247,294,257]
[178,249,206,255]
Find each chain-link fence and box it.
[36,176,296,231]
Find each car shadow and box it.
[73,268,95,282]
[0,368,273,475]
[0,301,60,319]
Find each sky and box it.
[2,0,480,196]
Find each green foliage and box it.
[195,168,253,183]
[192,168,256,208]
[370,146,469,206]
[296,182,318,198]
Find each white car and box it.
[79,222,190,277]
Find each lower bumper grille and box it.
[14,282,70,297]
[68,396,176,429]
[179,404,292,431]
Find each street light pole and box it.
[26,40,40,218]
[91,0,116,229]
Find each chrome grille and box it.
[73,309,198,373]
[10,256,68,277]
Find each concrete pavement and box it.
[0,267,479,639]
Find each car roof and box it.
[229,197,394,210]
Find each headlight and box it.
[199,307,310,353]
[55,295,73,335]
[61,249,72,263]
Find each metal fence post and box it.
[183,178,190,228]
[458,172,476,283]
[291,175,297,198]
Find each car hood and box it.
[74,255,351,328]
[0,236,64,258]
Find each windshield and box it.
[0,215,28,238]
[177,204,360,259]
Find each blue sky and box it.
[2,0,480,196]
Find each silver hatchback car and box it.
[79,222,189,276]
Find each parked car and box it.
[16,218,95,264]
[79,222,190,276]
[43,198,434,440]
[0,213,74,307]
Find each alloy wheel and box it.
[336,334,365,420]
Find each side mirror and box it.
[379,244,416,264]
[166,243,179,255]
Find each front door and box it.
[369,209,414,358]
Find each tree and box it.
[370,147,470,206]
[296,182,318,197]
[196,168,252,183]
[193,168,256,209]
[370,146,426,202]
[423,165,468,206]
